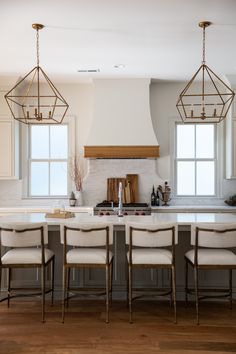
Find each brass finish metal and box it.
[185,226,236,325]
[62,225,113,324]
[5,24,69,124]
[127,225,177,324]
[32,23,44,30]
[176,21,235,123]
[198,21,211,28]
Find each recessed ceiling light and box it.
[77,69,100,73]
[114,64,125,69]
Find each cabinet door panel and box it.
[0,121,12,177]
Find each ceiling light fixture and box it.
[5,23,69,124]
[114,64,125,69]
[176,21,235,123]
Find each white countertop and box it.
[0,206,93,214]
[1,212,236,226]
[0,205,235,215]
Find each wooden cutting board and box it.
[107,178,126,203]
[126,174,138,202]
[107,174,138,203]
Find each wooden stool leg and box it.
[169,269,173,307]
[109,260,113,306]
[51,257,55,306]
[41,265,45,323]
[128,264,133,324]
[7,268,11,308]
[66,268,70,308]
[105,265,109,323]
[185,259,188,307]
[62,266,67,323]
[229,269,233,310]
[172,265,177,324]
[194,267,199,325]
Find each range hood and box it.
[84,79,159,158]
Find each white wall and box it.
[0,78,236,206]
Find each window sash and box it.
[28,125,69,197]
[175,123,216,197]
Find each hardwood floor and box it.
[0,300,235,354]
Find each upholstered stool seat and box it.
[127,248,173,265]
[185,249,236,265]
[2,248,54,265]
[66,248,113,264]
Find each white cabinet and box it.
[0,88,19,179]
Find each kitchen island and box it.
[1,212,236,300]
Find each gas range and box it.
[94,201,151,216]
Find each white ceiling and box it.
[0,0,236,83]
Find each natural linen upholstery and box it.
[60,222,113,323]
[0,222,55,322]
[185,223,236,324]
[126,222,178,324]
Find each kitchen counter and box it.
[1,212,236,227]
[0,205,235,215]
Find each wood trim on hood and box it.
[84,145,159,158]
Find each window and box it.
[175,123,216,196]
[29,125,68,197]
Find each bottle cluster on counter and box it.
[151,185,160,206]
[151,181,171,207]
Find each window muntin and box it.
[29,125,68,197]
[175,123,216,196]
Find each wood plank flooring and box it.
[0,300,235,354]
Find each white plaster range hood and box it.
[84,79,159,158]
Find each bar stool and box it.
[0,222,55,322]
[185,223,236,324]
[61,222,113,323]
[126,222,178,323]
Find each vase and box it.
[75,190,83,206]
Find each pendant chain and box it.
[202,25,206,64]
[36,29,40,67]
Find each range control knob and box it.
[135,212,139,216]
[99,212,104,216]
[105,212,110,216]
[123,212,128,216]
[141,212,146,215]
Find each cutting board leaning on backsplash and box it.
[107,174,138,203]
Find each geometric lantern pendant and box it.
[176,21,235,123]
[5,24,69,125]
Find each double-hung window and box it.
[29,125,68,197]
[175,123,216,196]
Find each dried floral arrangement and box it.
[68,156,84,192]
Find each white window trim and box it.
[169,117,224,199]
[21,115,76,199]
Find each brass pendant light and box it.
[176,21,235,123]
[5,24,69,124]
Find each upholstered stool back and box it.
[191,223,236,248]
[0,222,48,247]
[60,223,113,247]
[126,222,178,247]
